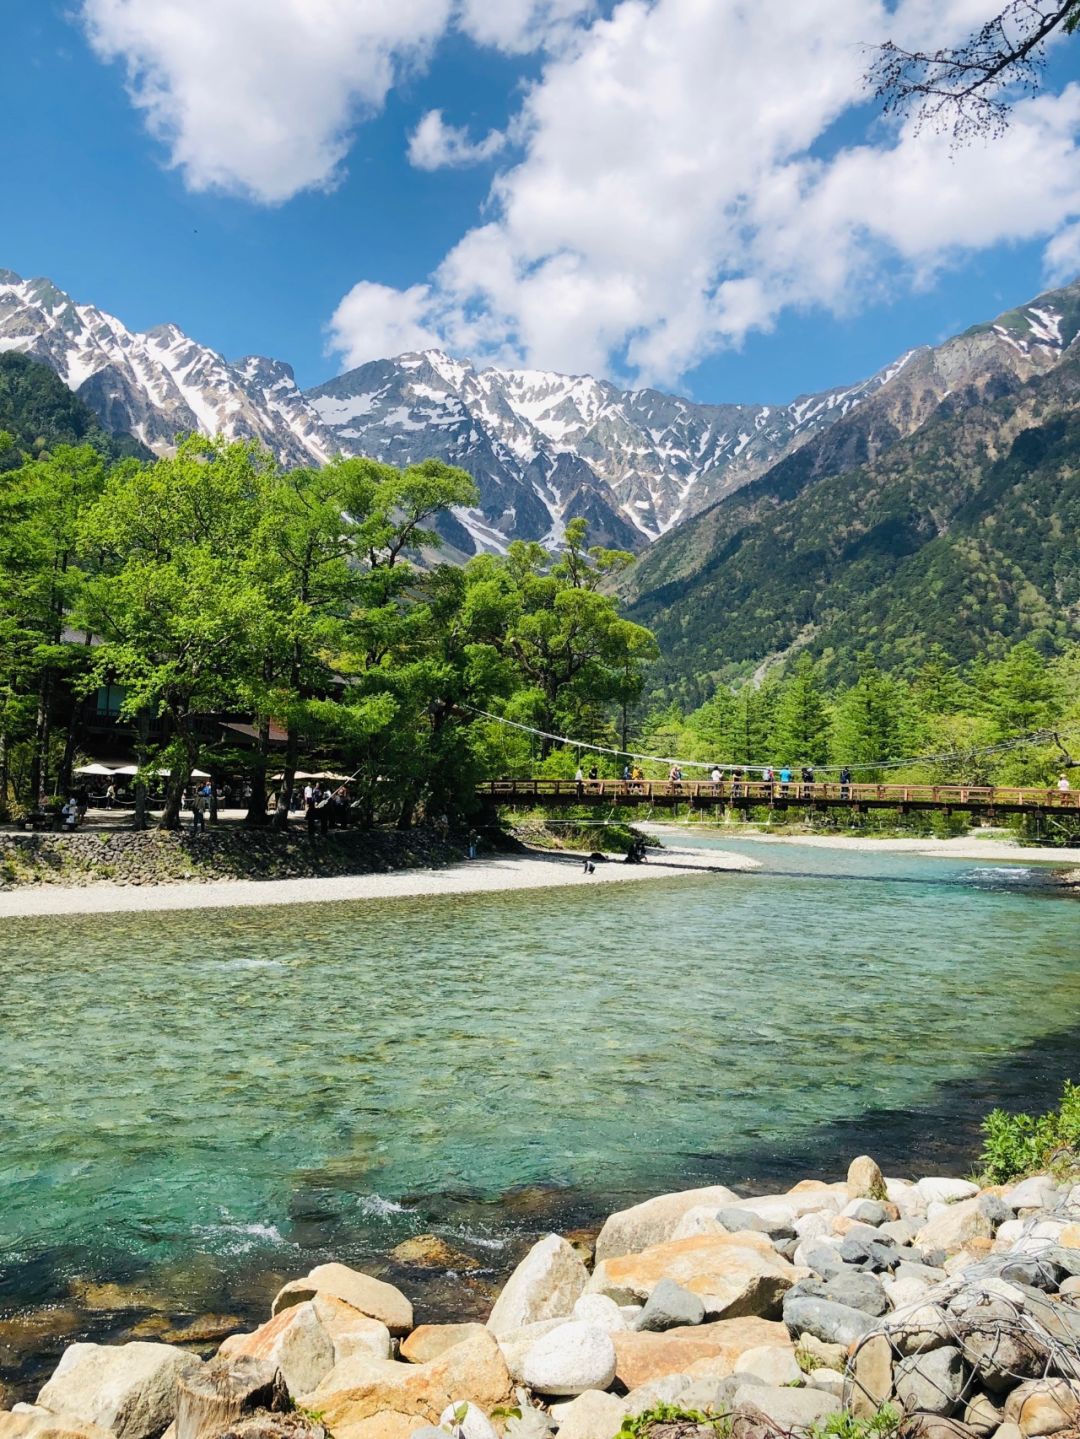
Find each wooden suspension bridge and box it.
[478,776,1079,818]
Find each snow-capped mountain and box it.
[0,271,331,468]
[3,266,1078,555]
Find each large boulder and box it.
[589,1233,797,1319]
[219,1300,334,1396]
[571,1295,628,1333]
[487,1236,589,1337]
[732,1344,801,1386]
[36,1342,199,1439]
[846,1333,894,1419]
[915,1179,979,1206]
[520,1321,617,1396]
[594,1186,740,1262]
[299,1330,515,1439]
[611,1317,788,1389]
[312,1295,392,1365]
[401,1324,491,1366]
[272,1263,413,1336]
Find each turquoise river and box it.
[0,836,1077,1392]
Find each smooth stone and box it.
[487,1236,589,1337]
[793,1213,833,1244]
[438,1402,497,1439]
[884,1301,950,1356]
[956,1304,1047,1391]
[795,1333,846,1371]
[782,1294,877,1347]
[594,1186,740,1262]
[818,1271,890,1317]
[611,1316,788,1389]
[915,1179,980,1206]
[880,1219,921,1246]
[497,1320,571,1383]
[964,1394,1004,1436]
[1060,1275,1080,1298]
[894,1345,967,1416]
[635,1279,706,1333]
[847,1156,887,1202]
[670,1208,730,1242]
[715,1208,795,1241]
[839,1234,900,1272]
[1006,1178,1061,1212]
[520,1322,617,1397]
[401,1325,490,1366]
[842,1201,890,1227]
[726,1382,834,1428]
[621,1376,693,1416]
[903,1420,978,1439]
[273,1263,413,1336]
[796,1243,846,1280]
[589,1233,797,1320]
[884,1276,933,1310]
[36,1342,200,1439]
[571,1295,628,1333]
[732,1344,800,1386]
[548,1389,627,1439]
[806,1367,845,1400]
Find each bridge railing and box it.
[478,777,1078,809]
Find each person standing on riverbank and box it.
[190,789,207,834]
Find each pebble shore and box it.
[4,1157,1079,1439]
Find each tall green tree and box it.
[773,655,831,767]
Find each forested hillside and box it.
[0,352,150,469]
[623,324,1080,705]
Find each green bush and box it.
[978,1080,1080,1184]
[807,1406,901,1439]
[617,1403,732,1439]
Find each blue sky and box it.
[4,1,1080,404]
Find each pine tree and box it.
[773,655,831,766]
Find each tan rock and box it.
[218,1300,334,1396]
[594,1186,740,1262]
[795,1334,846,1371]
[36,1342,199,1439]
[0,1416,116,1439]
[549,1389,628,1439]
[487,1236,589,1337]
[732,1343,800,1386]
[915,1199,994,1253]
[965,1394,1004,1437]
[313,1294,392,1365]
[845,1334,893,1420]
[390,1235,480,1270]
[272,1263,413,1336]
[1003,1380,1080,1437]
[611,1317,788,1388]
[401,1323,489,1365]
[589,1234,797,1320]
[847,1156,887,1201]
[161,1313,243,1345]
[300,1329,515,1437]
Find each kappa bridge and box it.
[479,776,1078,817]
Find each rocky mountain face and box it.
[2,266,1078,570]
[0,271,332,470]
[620,279,1080,699]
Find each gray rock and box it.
[879,1219,921,1246]
[839,1234,900,1271]
[894,1259,949,1286]
[894,1345,968,1416]
[635,1279,706,1333]
[848,1201,890,1227]
[782,1294,877,1347]
[978,1193,1013,1228]
[822,1271,890,1317]
[802,1244,847,1280]
[957,1308,1047,1393]
[717,1206,797,1241]
[727,1382,835,1428]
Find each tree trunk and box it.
[160,729,197,831]
[175,1355,286,1439]
[133,709,150,831]
[0,725,9,823]
[245,712,272,827]
[30,667,54,803]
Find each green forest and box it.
[0,354,1075,831]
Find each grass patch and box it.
[618,1404,732,1439]
[808,1406,901,1439]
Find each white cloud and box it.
[456,0,597,54]
[80,0,454,202]
[408,110,506,169]
[328,281,443,369]
[328,0,1080,383]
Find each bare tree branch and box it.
[865,0,1080,143]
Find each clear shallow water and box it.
[0,839,1077,1377]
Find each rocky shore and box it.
[0,828,466,891]
[4,1158,1079,1439]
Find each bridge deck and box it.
[479,777,1078,816]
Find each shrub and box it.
[807,1406,901,1439]
[978,1080,1080,1184]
